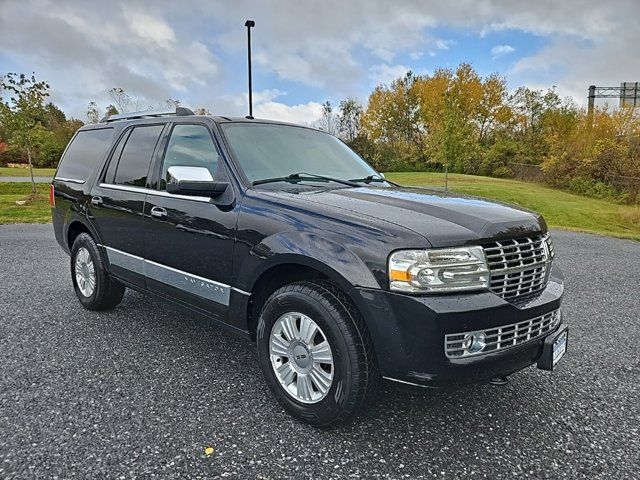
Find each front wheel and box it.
[256,281,378,427]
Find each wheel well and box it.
[67,221,91,249]
[246,263,329,339]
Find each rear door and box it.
[143,122,239,321]
[89,123,165,287]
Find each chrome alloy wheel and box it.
[74,247,96,297]
[269,312,334,404]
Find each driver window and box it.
[161,124,219,190]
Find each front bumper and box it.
[349,264,564,388]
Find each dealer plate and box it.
[552,330,568,367]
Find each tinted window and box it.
[220,123,377,183]
[56,128,113,182]
[113,125,163,187]
[160,124,219,189]
[104,130,131,184]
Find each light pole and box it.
[245,20,255,119]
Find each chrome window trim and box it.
[98,182,212,203]
[98,245,251,306]
[54,177,86,184]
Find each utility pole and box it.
[444,164,449,191]
[587,85,596,122]
[245,20,255,119]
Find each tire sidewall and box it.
[257,287,360,426]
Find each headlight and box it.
[388,246,490,294]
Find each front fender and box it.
[235,230,381,293]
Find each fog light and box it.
[462,332,486,353]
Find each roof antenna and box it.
[244,20,255,119]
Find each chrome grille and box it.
[483,234,551,300]
[445,309,561,358]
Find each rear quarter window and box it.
[55,128,114,182]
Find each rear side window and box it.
[56,128,113,182]
[111,125,164,187]
[160,124,219,189]
[103,129,132,184]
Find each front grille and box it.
[483,234,551,301]
[445,309,561,358]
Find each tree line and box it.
[0,73,210,194]
[0,73,82,192]
[2,67,639,202]
[328,64,640,202]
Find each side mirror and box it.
[166,166,228,198]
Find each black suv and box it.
[51,107,568,427]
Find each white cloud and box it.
[491,44,515,59]
[436,39,455,51]
[216,89,323,124]
[1,0,639,116]
[123,9,176,50]
[164,41,218,91]
[369,64,411,87]
[0,0,220,116]
[510,30,640,107]
[255,101,324,125]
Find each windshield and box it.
[220,123,379,184]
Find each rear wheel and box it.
[256,281,378,427]
[70,233,125,310]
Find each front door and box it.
[143,123,239,321]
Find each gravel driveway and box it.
[0,224,638,479]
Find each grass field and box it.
[0,167,56,177]
[0,183,51,223]
[386,172,640,241]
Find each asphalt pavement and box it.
[0,224,638,479]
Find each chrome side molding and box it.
[100,245,250,306]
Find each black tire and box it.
[256,281,378,428]
[70,233,125,310]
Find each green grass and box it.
[0,166,56,177]
[0,182,51,223]
[386,172,640,241]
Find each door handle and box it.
[150,206,167,218]
[91,196,103,206]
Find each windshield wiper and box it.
[348,174,400,186]
[253,172,359,187]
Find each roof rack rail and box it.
[101,106,195,123]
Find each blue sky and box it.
[1,0,638,123]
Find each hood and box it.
[263,185,546,248]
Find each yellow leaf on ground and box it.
[204,447,214,456]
